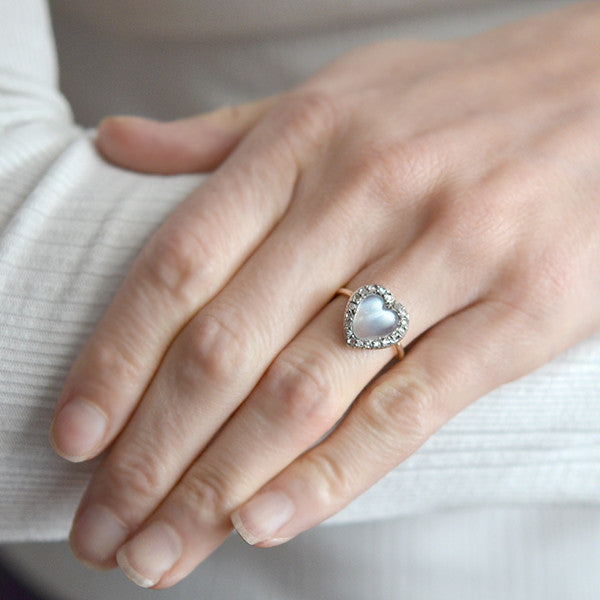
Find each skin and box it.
[50,2,600,589]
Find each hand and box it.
[51,2,600,588]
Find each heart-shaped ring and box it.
[337,284,409,358]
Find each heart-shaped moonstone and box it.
[343,284,409,349]
[353,294,399,340]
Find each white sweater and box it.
[1,0,598,548]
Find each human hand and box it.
[51,2,600,588]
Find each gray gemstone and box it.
[352,294,399,341]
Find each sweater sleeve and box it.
[0,0,202,541]
[1,0,600,544]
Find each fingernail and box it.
[70,504,129,567]
[117,521,182,588]
[51,397,108,461]
[231,491,295,546]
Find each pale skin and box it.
[50,2,600,589]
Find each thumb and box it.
[96,95,279,174]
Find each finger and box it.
[96,95,280,174]
[66,115,447,570]
[51,92,325,464]
[229,298,547,549]
[109,234,483,589]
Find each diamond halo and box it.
[343,284,409,350]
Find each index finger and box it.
[50,93,331,462]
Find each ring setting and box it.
[338,284,409,356]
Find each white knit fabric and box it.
[1,0,599,551]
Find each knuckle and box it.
[302,451,354,506]
[275,90,342,152]
[104,448,167,512]
[521,245,570,298]
[87,336,141,385]
[263,352,337,431]
[178,469,233,525]
[362,375,436,453]
[435,179,518,271]
[341,136,440,210]
[532,248,572,300]
[180,311,253,385]
[463,161,580,323]
[502,245,572,327]
[141,220,219,306]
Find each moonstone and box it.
[353,294,399,340]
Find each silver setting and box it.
[344,284,409,350]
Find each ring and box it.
[337,284,409,360]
